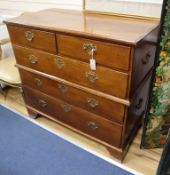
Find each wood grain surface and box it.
[19,69,126,124]
[14,45,129,99]
[7,25,57,53]
[57,34,131,71]
[23,86,123,148]
[4,9,159,45]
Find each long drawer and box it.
[57,34,131,71]
[23,86,123,147]
[14,45,129,99]
[8,25,57,53]
[19,69,126,123]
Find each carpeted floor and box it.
[0,104,135,175]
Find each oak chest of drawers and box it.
[4,9,159,161]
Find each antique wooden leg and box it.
[27,108,38,119]
[106,146,123,162]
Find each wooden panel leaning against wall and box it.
[0,0,82,14]
[84,0,162,18]
[0,0,163,18]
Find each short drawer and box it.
[7,25,56,53]
[20,69,126,123]
[23,86,123,147]
[131,43,156,95]
[14,45,129,99]
[57,35,131,71]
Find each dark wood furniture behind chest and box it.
[4,9,159,161]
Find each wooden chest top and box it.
[4,8,159,45]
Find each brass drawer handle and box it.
[87,98,99,108]
[61,103,71,113]
[83,43,97,55]
[87,122,98,130]
[142,52,151,65]
[25,31,34,41]
[135,98,143,110]
[34,78,43,87]
[29,55,38,64]
[58,84,68,93]
[38,99,47,108]
[55,58,65,69]
[86,71,99,83]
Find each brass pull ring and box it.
[61,103,71,113]
[86,71,99,83]
[88,122,98,130]
[34,78,43,87]
[83,43,97,55]
[142,52,151,65]
[29,55,38,64]
[58,84,68,93]
[135,98,143,110]
[87,98,99,108]
[38,99,47,108]
[55,58,65,69]
[25,31,34,41]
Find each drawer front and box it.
[20,69,126,123]
[14,45,129,99]
[57,35,131,71]
[131,43,156,95]
[124,73,152,143]
[23,86,123,147]
[8,25,56,53]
